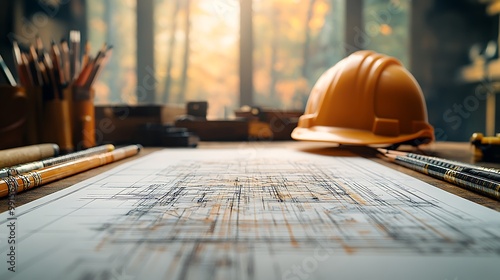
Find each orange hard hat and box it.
[292,50,434,146]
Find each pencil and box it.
[378,148,500,183]
[74,56,94,87]
[85,46,112,89]
[0,144,60,169]
[43,53,59,100]
[50,40,64,89]
[0,144,115,178]
[28,44,43,86]
[60,39,70,84]
[83,43,108,89]
[20,53,34,86]
[13,42,31,86]
[70,30,81,81]
[35,35,44,58]
[0,144,141,198]
[81,41,90,69]
[379,153,500,200]
[12,41,22,68]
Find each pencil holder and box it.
[0,85,28,149]
[24,86,43,145]
[72,86,95,150]
[41,86,74,153]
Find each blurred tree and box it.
[163,0,180,103]
[363,0,410,67]
[178,0,191,104]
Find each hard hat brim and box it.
[291,126,434,146]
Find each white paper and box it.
[1,147,500,280]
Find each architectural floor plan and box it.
[1,147,500,279]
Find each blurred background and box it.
[0,0,498,142]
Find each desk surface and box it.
[2,141,500,280]
[1,141,499,212]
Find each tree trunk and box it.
[163,0,181,103]
[239,0,253,106]
[302,0,317,78]
[178,0,191,104]
[104,0,116,103]
[269,4,278,101]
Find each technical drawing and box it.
[1,148,500,280]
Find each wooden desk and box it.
[1,141,499,212]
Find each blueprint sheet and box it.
[1,147,500,280]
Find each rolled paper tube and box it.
[0,143,59,168]
[0,144,141,198]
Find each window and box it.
[87,0,137,104]
[154,0,240,118]
[87,0,409,118]
[363,0,410,67]
[253,0,345,111]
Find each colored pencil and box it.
[0,145,142,198]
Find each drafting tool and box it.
[28,44,42,86]
[70,30,81,81]
[380,152,500,200]
[0,144,140,197]
[0,54,17,86]
[0,144,115,178]
[378,148,500,182]
[60,39,70,84]
[12,41,31,86]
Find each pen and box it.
[378,148,500,183]
[0,144,115,178]
[0,145,142,198]
[379,152,500,200]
